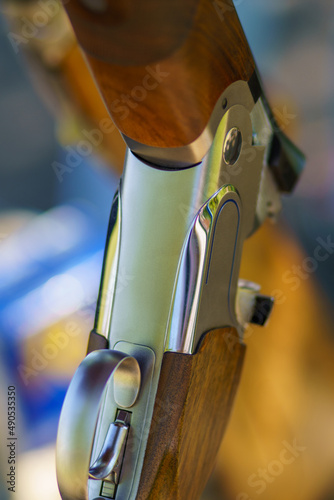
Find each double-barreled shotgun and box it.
[56,1,305,499]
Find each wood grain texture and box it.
[63,0,255,150]
[136,327,245,500]
[61,44,126,173]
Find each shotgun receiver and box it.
[56,1,305,499]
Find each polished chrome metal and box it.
[236,279,261,325]
[89,422,129,484]
[166,186,240,353]
[56,350,140,500]
[236,280,274,327]
[88,150,235,499]
[88,86,276,499]
[88,343,155,500]
[58,79,284,500]
[252,98,282,228]
[223,127,242,165]
[101,482,115,499]
[123,80,255,168]
[89,411,130,482]
[94,189,121,339]
[167,104,265,352]
[89,423,128,481]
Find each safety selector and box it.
[56,350,141,500]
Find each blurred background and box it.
[0,1,333,499]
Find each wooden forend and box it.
[63,0,255,149]
[136,327,246,499]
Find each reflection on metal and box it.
[167,103,265,352]
[223,127,242,165]
[94,190,121,338]
[56,350,140,500]
[251,98,282,229]
[236,279,274,327]
[124,80,255,168]
[87,86,277,499]
[89,343,155,500]
[89,420,128,481]
[166,186,240,353]
[89,410,131,499]
[57,78,296,499]
[236,279,261,326]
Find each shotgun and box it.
[56,1,305,499]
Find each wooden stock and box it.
[63,0,255,149]
[137,327,245,499]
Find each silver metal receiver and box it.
[56,79,304,500]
